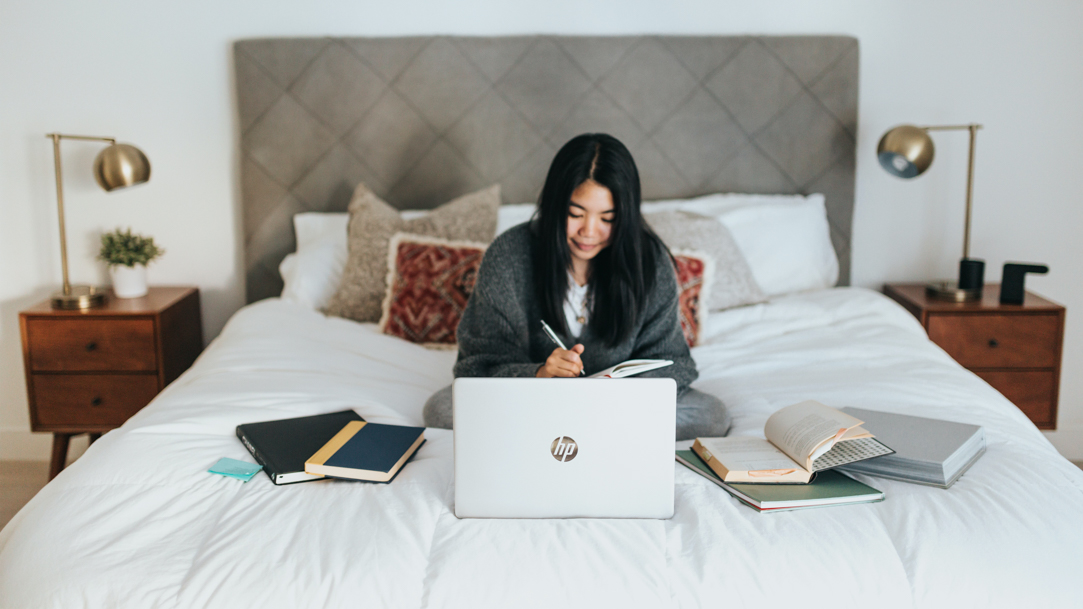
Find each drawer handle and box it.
[85,342,98,352]
[90,397,103,407]
[988,338,999,348]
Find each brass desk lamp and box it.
[877,124,984,302]
[46,133,151,309]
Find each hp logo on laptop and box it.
[550,436,578,462]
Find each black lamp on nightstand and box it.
[877,123,985,302]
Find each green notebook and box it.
[676,450,884,512]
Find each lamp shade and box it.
[877,125,934,178]
[93,143,151,191]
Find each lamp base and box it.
[925,281,982,302]
[51,285,107,310]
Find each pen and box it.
[540,319,585,376]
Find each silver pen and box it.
[540,319,585,376]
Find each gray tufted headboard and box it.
[235,35,858,303]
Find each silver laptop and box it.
[453,377,676,519]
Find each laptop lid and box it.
[453,378,676,519]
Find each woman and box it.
[423,133,731,441]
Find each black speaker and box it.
[958,258,985,291]
[999,263,1049,304]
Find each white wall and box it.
[2,0,1081,459]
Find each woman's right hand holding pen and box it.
[537,344,585,378]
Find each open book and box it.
[588,359,672,379]
[692,400,894,484]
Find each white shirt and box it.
[563,274,590,338]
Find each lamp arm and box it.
[917,124,983,259]
[49,134,71,295]
[962,125,978,260]
[45,133,118,295]
[46,133,116,144]
[921,124,983,132]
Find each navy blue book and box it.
[236,410,363,485]
[305,422,425,483]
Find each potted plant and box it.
[98,228,164,298]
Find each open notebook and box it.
[588,359,672,379]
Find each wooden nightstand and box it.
[884,283,1065,430]
[19,286,203,479]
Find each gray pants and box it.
[422,384,731,441]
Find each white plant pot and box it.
[110,264,148,298]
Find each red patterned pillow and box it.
[379,233,487,347]
[672,251,714,348]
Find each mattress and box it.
[1,287,1081,608]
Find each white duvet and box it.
[2,288,1082,608]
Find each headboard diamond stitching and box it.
[236,35,858,303]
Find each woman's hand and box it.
[536,344,585,378]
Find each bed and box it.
[2,35,1082,608]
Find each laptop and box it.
[453,377,676,519]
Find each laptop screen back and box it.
[453,378,676,519]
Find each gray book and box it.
[837,407,985,489]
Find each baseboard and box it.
[0,428,89,461]
[0,428,51,460]
[1043,427,1083,461]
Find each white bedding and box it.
[2,288,1082,608]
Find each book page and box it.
[764,401,864,470]
[810,436,893,471]
[693,437,811,483]
[839,426,872,441]
[698,437,804,473]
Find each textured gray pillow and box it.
[324,183,500,322]
[646,210,766,311]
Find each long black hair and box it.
[533,133,668,347]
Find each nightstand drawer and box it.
[31,374,160,428]
[26,318,156,372]
[927,314,1059,368]
[975,370,1057,428]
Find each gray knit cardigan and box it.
[454,223,698,393]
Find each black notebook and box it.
[236,410,363,485]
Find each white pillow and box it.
[294,212,348,251]
[716,197,838,296]
[643,192,812,216]
[280,206,536,309]
[496,203,536,235]
[279,242,347,310]
[279,213,349,309]
[644,193,838,297]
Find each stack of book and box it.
[681,400,989,512]
[837,407,985,489]
[236,410,425,485]
[681,400,891,512]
